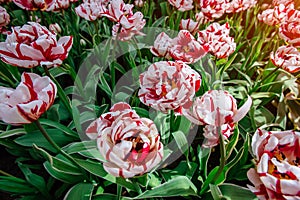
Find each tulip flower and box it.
[167,0,194,12]
[180,19,200,35]
[150,32,172,59]
[198,22,236,59]
[270,45,300,73]
[0,22,73,68]
[86,102,163,178]
[75,0,105,21]
[258,4,294,26]
[170,30,209,63]
[46,0,77,12]
[197,0,227,20]
[247,129,300,199]
[0,6,9,33]
[0,72,57,125]
[279,8,300,47]
[13,0,55,10]
[226,0,257,13]
[183,90,252,147]
[139,61,201,114]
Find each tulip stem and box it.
[0,71,15,87]
[0,169,14,177]
[42,66,73,116]
[117,184,122,200]
[211,126,226,184]
[35,120,87,178]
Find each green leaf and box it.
[0,176,36,194]
[39,119,78,138]
[62,140,97,154]
[133,176,198,199]
[14,129,74,152]
[172,131,189,155]
[18,163,51,198]
[74,158,136,191]
[219,184,257,200]
[64,183,94,200]
[0,128,26,138]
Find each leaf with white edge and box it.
[0,128,26,138]
[133,176,198,199]
[63,183,94,200]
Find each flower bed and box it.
[0,0,300,199]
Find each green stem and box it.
[211,127,226,184]
[43,66,73,115]
[0,170,14,177]
[35,120,88,178]
[117,184,122,200]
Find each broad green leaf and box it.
[62,140,97,154]
[39,119,78,138]
[64,183,94,200]
[18,163,51,198]
[0,128,26,138]
[14,129,74,152]
[133,176,198,199]
[74,158,136,191]
[0,176,36,194]
[172,131,189,154]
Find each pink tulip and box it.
[86,102,163,178]
[13,0,55,10]
[150,32,172,59]
[270,45,300,73]
[0,72,57,125]
[226,0,257,13]
[198,22,236,59]
[47,0,77,12]
[247,129,300,199]
[197,0,227,20]
[258,4,294,26]
[75,0,106,21]
[49,23,61,34]
[279,8,300,47]
[139,61,201,114]
[167,0,194,12]
[180,19,200,35]
[170,30,208,63]
[183,90,252,146]
[0,22,73,68]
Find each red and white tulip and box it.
[258,4,294,26]
[170,30,209,63]
[197,0,227,20]
[183,90,251,146]
[0,6,9,33]
[139,61,201,114]
[198,22,236,59]
[75,0,106,21]
[247,129,300,199]
[226,0,257,13]
[270,45,300,73]
[150,32,172,59]
[47,0,77,12]
[167,0,194,12]
[272,0,294,6]
[0,22,73,68]
[13,0,55,10]
[180,19,200,35]
[0,72,57,125]
[279,9,300,47]
[86,102,163,178]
